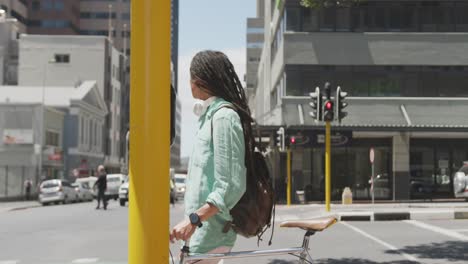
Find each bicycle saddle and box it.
[279,216,338,232]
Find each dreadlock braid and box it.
[190,50,256,167]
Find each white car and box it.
[119,176,129,206]
[76,176,98,198]
[106,174,126,200]
[72,182,94,202]
[454,163,468,200]
[39,179,77,205]
[174,174,187,200]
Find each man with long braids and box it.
[170,50,254,263]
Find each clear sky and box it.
[178,0,256,158]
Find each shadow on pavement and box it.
[386,240,468,262]
[267,259,418,264]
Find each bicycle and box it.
[178,215,337,264]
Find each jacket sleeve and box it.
[205,113,247,219]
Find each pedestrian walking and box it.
[24,179,32,201]
[170,50,253,263]
[93,165,108,210]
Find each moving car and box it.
[106,174,125,200]
[71,182,94,202]
[174,174,187,200]
[38,179,76,205]
[454,162,468,200]
[119,176,129,206]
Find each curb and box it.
[9,204,42,211]
[1,204,42,212]
[337,210,468,221]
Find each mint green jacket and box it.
[184,98,247,253]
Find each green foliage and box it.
[300,0,362,8]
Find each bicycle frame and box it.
[179,231,315,264]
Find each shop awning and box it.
[282,97,468,130]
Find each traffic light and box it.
[335,86,348,123]
[323,100,334,122]
[309,87,322,122]
[289,136,296,145]
[276,127,285,152]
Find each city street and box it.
[0,201,467,263]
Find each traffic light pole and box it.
[287,148,292,206]
[325,122,331,212]
[129,1,171,263]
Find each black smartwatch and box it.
[189,213,203,228]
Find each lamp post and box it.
[37,58,56,183]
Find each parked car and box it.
[174,174,187,200]
[38,179,76,205]
[76,176,98,198]
[454,162,468,200]
[106,174,126,201]
[72,182,94,202]
[119,176,129,206]
[410,178,434,198]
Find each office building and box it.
[26,0,80,35]
[251,0,468,202]
[18,35,125,173]
[80,0,130,54]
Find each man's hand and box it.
[169,219,196,243]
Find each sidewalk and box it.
[276,202,468,221]
[0,200,41,213]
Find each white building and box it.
[18,35,125,172]
[0,81,107,199]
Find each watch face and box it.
[190,213,199,224]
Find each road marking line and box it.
[404,220,468,241]
[340,222,420,262]
[71,258,99,263]
[0,261,19,264]
[452,229,468,232]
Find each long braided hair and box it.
[190,50,255,168]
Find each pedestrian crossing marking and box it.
[71,258,99,263]
[0,260,19,264]
[404,220,468,241]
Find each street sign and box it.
[370,148,375,164]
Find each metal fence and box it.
[0,166,36,200]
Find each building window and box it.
[286,7,301,31]
[284,65,468,97]
[54,54,70,63]
[121,13,130,20]
[46,131,60,147]
[40,20,71,28]
[54,0,64,10]
[247,27,264,34]
[43,0,53,10]
[80,12,116,19]
[32,1,40,10]
[80,117,84,146]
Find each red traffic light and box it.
[325,101,332,110]
[290,136,296,144]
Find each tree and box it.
[300,0,362,8]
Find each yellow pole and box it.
[129,1,171,263]
[325,122,331,212]
[287,148,291,206]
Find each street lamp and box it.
[37,58,56,183]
